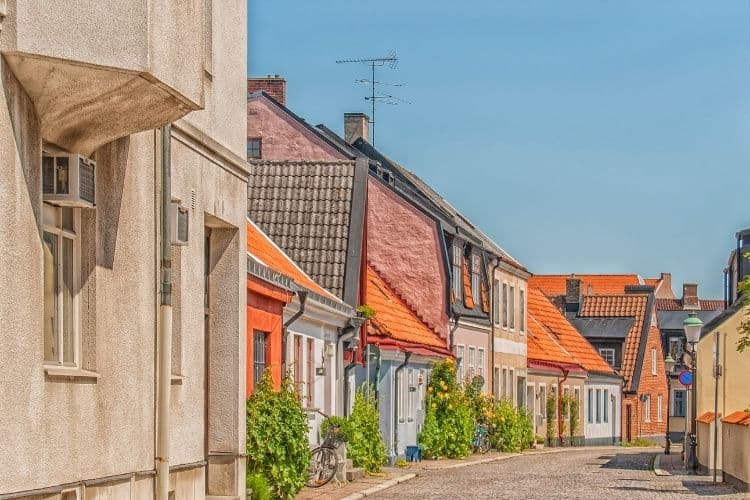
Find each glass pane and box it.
[62,237,74,364]
[43,232,58,362]
[61,208,74,233]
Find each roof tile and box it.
[530,274,642,296]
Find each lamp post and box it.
[664,353,676,455]
[683,311,703,474]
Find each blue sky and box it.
[248,1,750,298]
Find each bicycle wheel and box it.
[478,434,491,454]
[306,447,338,488]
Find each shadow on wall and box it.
[96,136,129,271]
[3,58,42,235]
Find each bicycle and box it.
[472,422,491,454]
[305,425,346,488]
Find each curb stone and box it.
[340,473,416,500]
[652,454,671,476]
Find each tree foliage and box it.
[246,372,310,499]
[344,386,387,473]
[737,269,750,353]
[419,358,474,458]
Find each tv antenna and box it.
[336,51,408,145]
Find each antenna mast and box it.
[336,51,406,145]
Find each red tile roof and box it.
[366,265,449,354]
[528,288,615,375]
[697,411,720,424]
[578,293,649,391]
[721,411,750,426]
[655,298,725,311]
[530,274,642,296]
[247,219,338,301]
[527,315,579,366]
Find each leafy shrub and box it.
[465,381,495,425]
[246,372,310,499]
[246,473,271,500]
[566,394,580,445]
[347,385,387,473]
[621,437,658,448]
[545,393,557,446]
[419,359,474,458]
[320,415,349,442]
[490,399,532,452]
[394,457,409,468]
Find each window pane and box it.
[509,286,515,329]
[61,207,74,233]
[62,237,74,363]
[502,284,508,327]
[43,232,58,362]
[519,290,525,331]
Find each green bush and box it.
[490,399,532,452]
[246,372,310,499]
[246,473,271,500]
[545,393,557,446]
[347,385,387,474]
[419,359,474,458]
[320,415,349,442]
[566,394,580,446]
[621,437,658,448]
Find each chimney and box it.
[682,283,699,310]
[344,113,370,143]
[565,275,581,313]
[247,75,286,106]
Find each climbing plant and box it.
[545,393,557,446]
[246,372,310,500]
[344,385,387,474]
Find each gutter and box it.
[156,124,172,500]
[282,290,308,374]
[393,352,412,458]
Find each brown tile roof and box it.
[528,288,615,375]
[721,411,750,426]
[366,265,450,355]
[697,411,720,424]
[655,298,725,311]
[247,160,356,298]
[578,293,650,391]
[246,220,338,301]
[530,274,643,296]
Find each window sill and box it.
[44,365,100,380]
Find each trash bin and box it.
[405,445,422,462]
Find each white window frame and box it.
[599,348,615,366]
[477,348,485,378]
[603,389,609,423]
[43,203,81,367]
[644,395,651,422]
[657,394,663,422]
[471,254,481,304]
[502,282,509,329]
[651,348,657,375]
[467,346,476,379]
[397,369,405,421]
[509,285,516,331]
[456,344,465,382]
[509,368,515,401]
[493,279,500,325]
[452,245,462,302]
[519,288,526,333]
[587,388,594,423]
[595,388,602,423]
[672,389,686,417]
[407,368,415,421]
[539,384,547,418]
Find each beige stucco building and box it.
[491,262,531,405]
[0,1,248,498]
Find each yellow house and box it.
[696,299,750,488]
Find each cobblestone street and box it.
[369,448,748,499]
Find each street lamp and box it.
[683,311,703,474]
[664,352,676,455]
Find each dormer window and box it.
[471,254,481,304]
[452,244,462,301]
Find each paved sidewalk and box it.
[296,451,514,499]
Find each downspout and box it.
[557,367,570,446]
[156,124,172,500]
[339,316,364,417]
[393,352,412,458]
[489,258,500,396]
[449,312,461,353]
[282,290,308,374]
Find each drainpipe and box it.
[393,352,412,458]
[338,316,364,416]
[156,124,172,500]
[557,367,570,446]
[449,312,461,353]
[489,258,500,396]
[282,290,308,374]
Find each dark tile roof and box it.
[569,317,634,339]
[655,298,726,311]
[247,160,356,298]
[656,310,724,331]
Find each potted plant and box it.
[533,435,545,449]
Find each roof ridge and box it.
[367,261,442,337]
